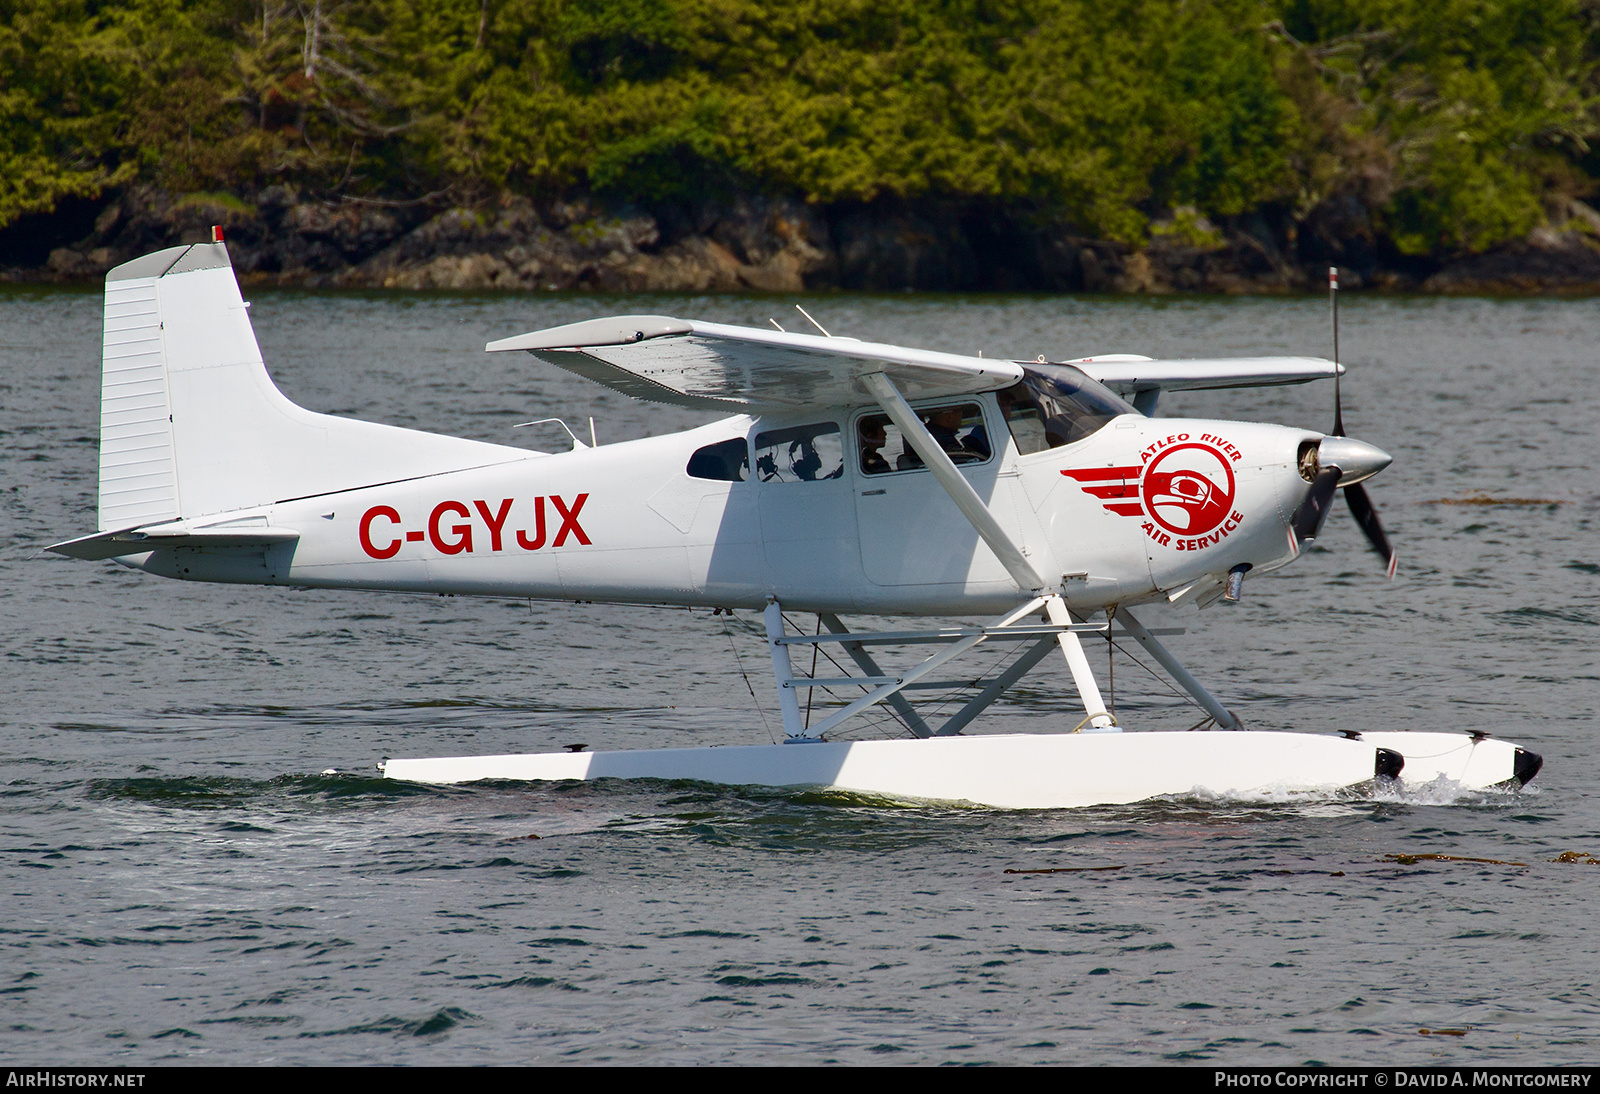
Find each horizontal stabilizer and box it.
[489,317,1022,410]
[49,525,300,560]
[1071,355,1342,395]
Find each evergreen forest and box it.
[5,0,1599,275]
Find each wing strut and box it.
[861,371,1114,730]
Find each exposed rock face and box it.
[5,184,1598,295]
[339,194,833,293]
[345,199,657,290]
[1421,228,1600,294]
[6,185,425,283]
[254,191,835,292]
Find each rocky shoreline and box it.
[7,185,1600,295]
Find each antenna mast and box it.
[1329,266,1344,437]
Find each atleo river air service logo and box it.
[1061,433,1245,551]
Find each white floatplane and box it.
[51,237,1542,808]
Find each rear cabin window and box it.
[686,437,749,481]
[753,423,844,483]
[856,403,990,475]
[999,366,1134,454]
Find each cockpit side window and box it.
[686,437,750,481]
[857,403,990,475]
[753,423,844,483]
[999,365,1134,453]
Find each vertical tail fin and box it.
[95,242,525,533]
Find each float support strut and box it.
[764,597,807,738]
[1045,596,1115,730]
[819,613,933,739]
[934,636,1058,736]
[1116,607,1242,730]
[804,597,1047,738]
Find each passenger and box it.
[859,418,890,474]
[790,436,822,481]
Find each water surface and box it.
[2,286,1596,1064]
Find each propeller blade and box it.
[1291,466,1341,545]
[1315,271,1395,576]
[1344,482,1397,578]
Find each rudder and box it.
[95,242,526,533]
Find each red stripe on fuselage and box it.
[1061,466,1144,515]
[1060,466,1142,481]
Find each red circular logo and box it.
[1141,443,1236,536]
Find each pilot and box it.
[859,418,890,474]
[902,407,989,468]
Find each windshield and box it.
[998,365,1135,453]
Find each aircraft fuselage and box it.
[126,395,1318,616]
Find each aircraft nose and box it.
[1318,436,1392,486]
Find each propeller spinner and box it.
[1288,268,1398,577]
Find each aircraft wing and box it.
[487,316,1024,411]
[1069,355,1342,396]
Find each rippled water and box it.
[3,285,1597,1064]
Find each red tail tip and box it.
[211,225,225,243]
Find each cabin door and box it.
[851,402,1022,587]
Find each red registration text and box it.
[359,495,590,560]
